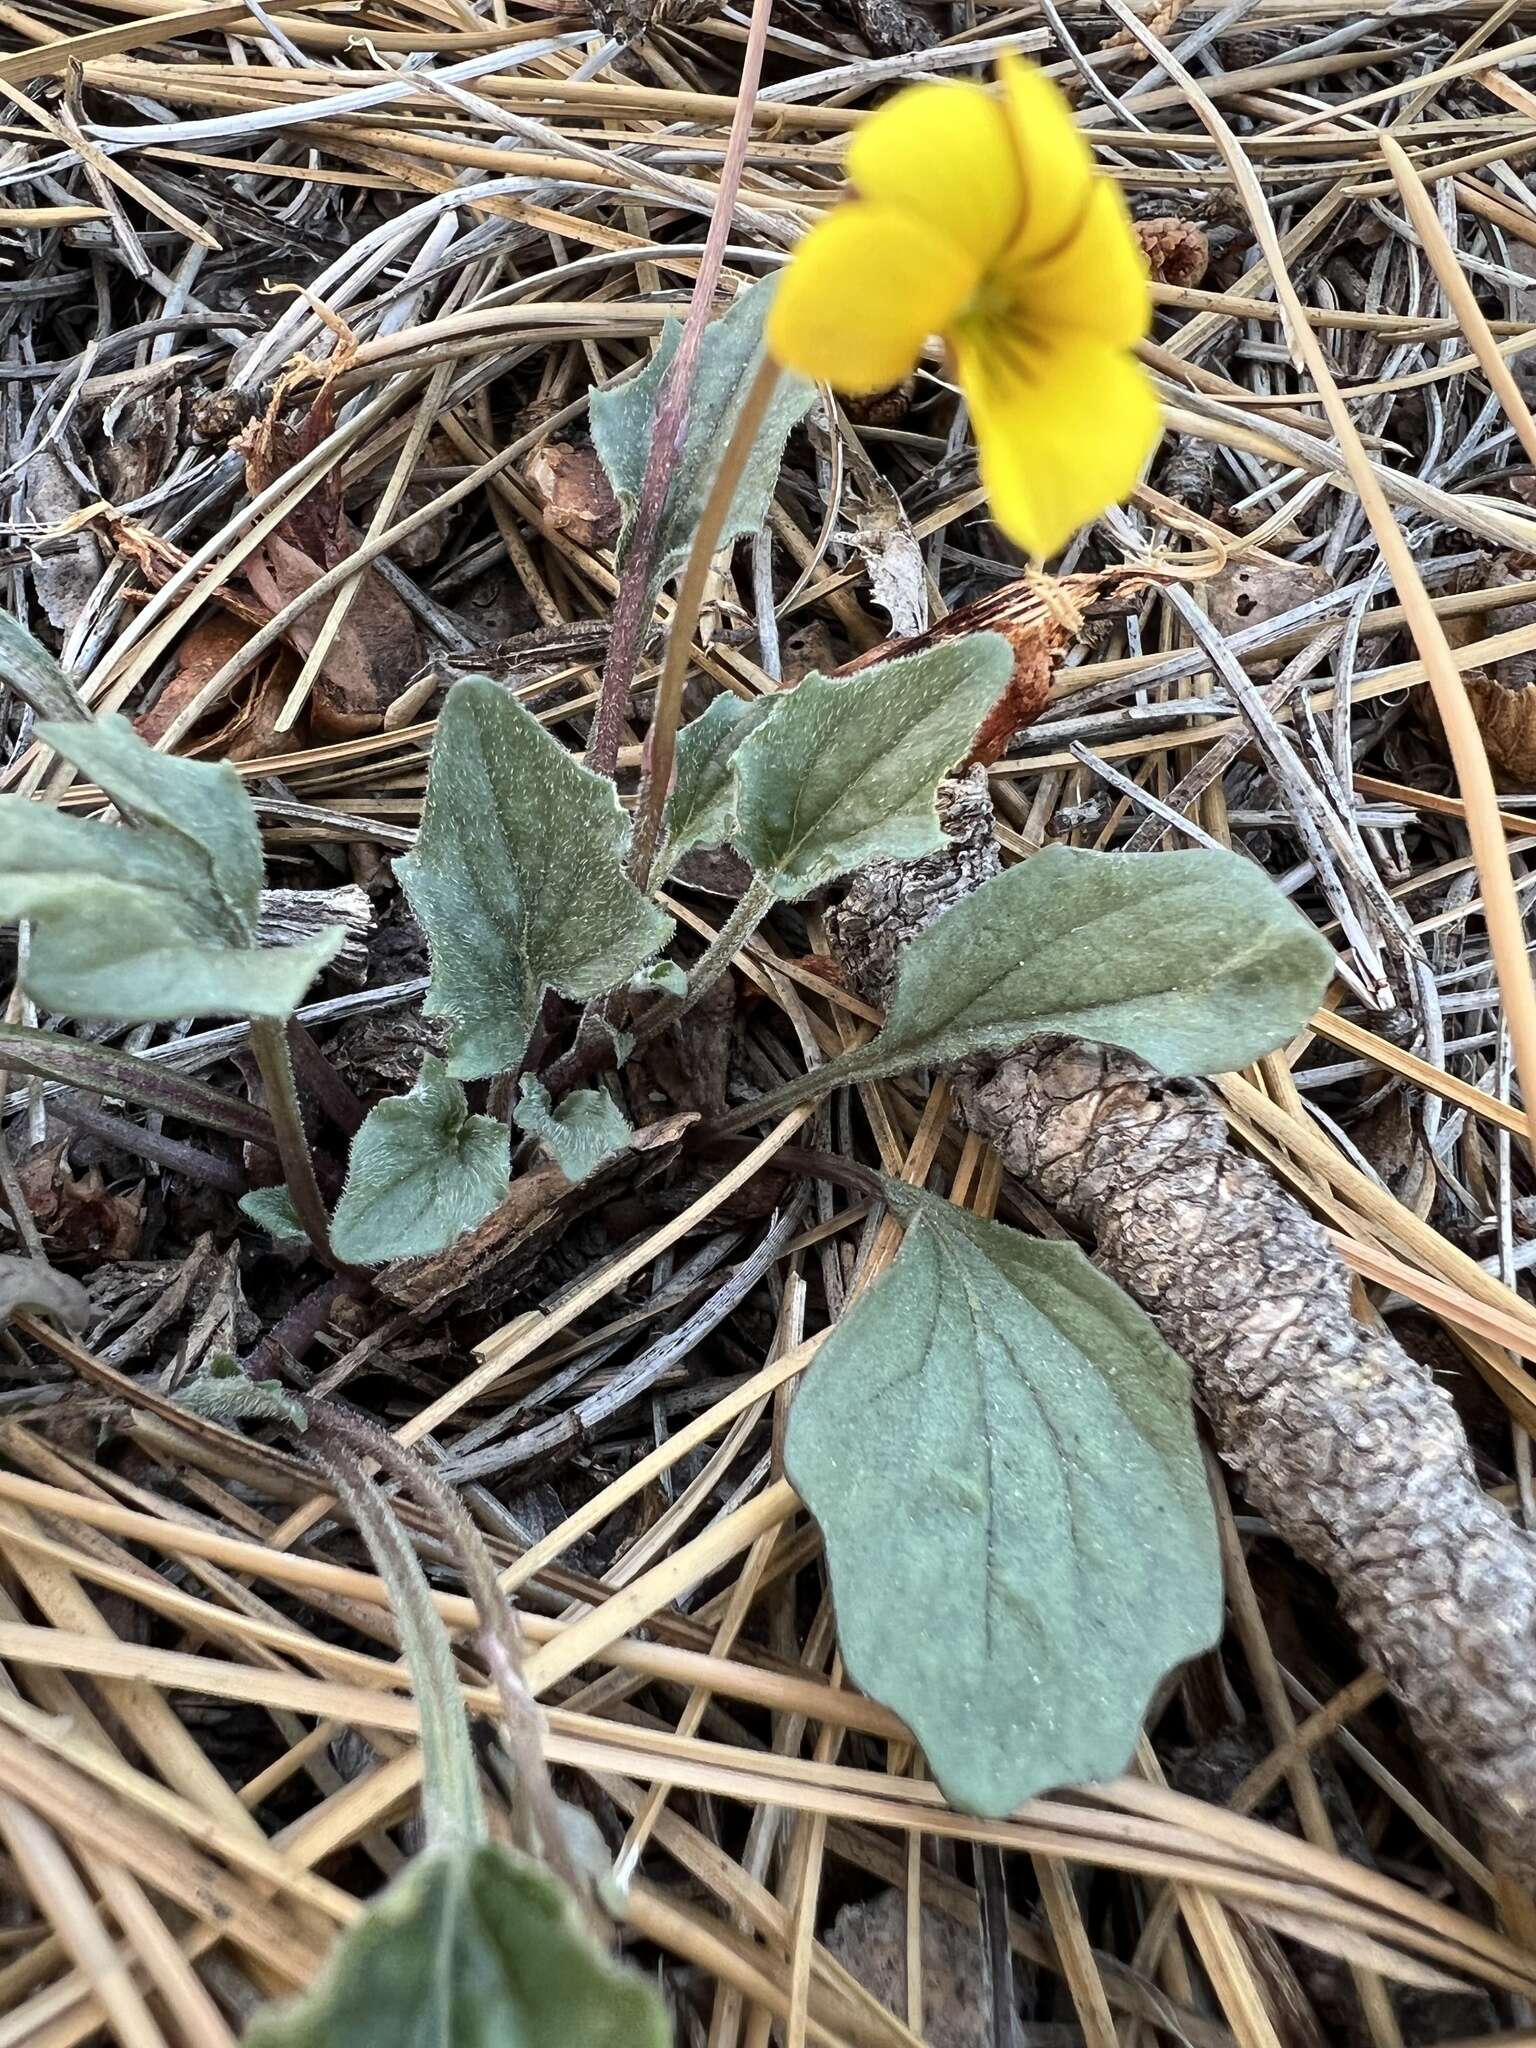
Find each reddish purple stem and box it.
[585,0,777,779]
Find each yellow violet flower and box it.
[767,56,1159,561]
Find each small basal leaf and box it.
[630,959,688,999]
[397,677,672,1079]
[657,693,773,881]
[246,1842,670,2048]
[829,845,1334,1091]
[730,636,1013,897]
[515,1077,633,1184]
[786,1187,1222,1814]
[239,1187,309,1245]
[330,1057,510,1265]
[176,1352,309,1433]
[590,278,814,601]
[0,714,341,1023]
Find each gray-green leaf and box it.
[515,1077,632,1184]
[397,677,672,1079]
[0,1255,89,1333]
[731,637,1012,897]
[0,611,89,723]
[39,713,262,941]
[176,1352,308,1433]
[246,1842,670,2048]
[0,874,340,1022]
[786,1187,1222,1813]
[590,278,814,602]
[657,693,773,881]
[330,1057,511,1265]
[630,959,688,1000]
[862,846,1333,1078]
[0,715,340,1022]
[773,847,1331,1114]
[239,1187,309,1245]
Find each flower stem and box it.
[628,353,781,892]
[248,1017,334,1266]
[585,0,777,779]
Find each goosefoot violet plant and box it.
[1,105,1330,2036]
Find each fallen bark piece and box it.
[828,775,1536,1883]
[258,885,373,991]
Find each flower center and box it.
[957,274,1019,335]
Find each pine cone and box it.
[1137,216,1210,289]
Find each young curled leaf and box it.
[176,1352,309,1434]
[331,1057,510,1265]
[786,1186,1221,1813]
[0,610,89,724]
[630,959,689,1000]
[398,678,672,1079]
[246,1842,670,2048]
[239,1187,309,1246]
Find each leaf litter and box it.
[3,2,1536,2044]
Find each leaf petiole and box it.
[678,873,776,1014]
[248,1017,338,1268]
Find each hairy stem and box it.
[248,1016,334,1266]
[680,875,776,1014]
[628,354,782,891]
[313,1402,582,1893]
[311,1439,485,1851]
[585,0,777,778]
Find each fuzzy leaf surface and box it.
[397,677,672,1079]
[0,874,338,1022]
[330,1057,510,1265]
[239,1187,309,1245]
[658,693,773,880]
[730,637,1012,897]
[514,1078,633,1184]
[246,1842,670,2048]
[786,1187,1221,1813]
[177,1353,308,1433]
[836,845,1334,1086]
[0,611,89,722]
[590,279,813,600]
[37,713,263,940]
[0,716,338,1021]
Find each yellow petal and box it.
[956,328,1160,559]
[1009,179,1151,347]
[847,80,1023,271]
[768,203,979,394]
[997,54,1095,265]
